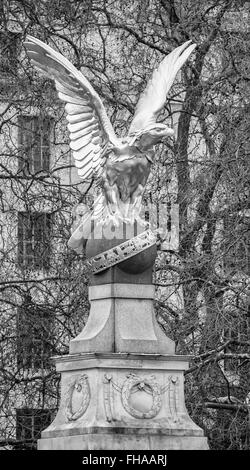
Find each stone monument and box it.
[24,36,208,449]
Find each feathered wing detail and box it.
[128,40,196,136]
[24,35,120,181]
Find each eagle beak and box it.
[165,127,175,137]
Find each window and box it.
[16,408,54,449]
[18,116,52,173]
[17,212,52,270]
[16,303,53,370]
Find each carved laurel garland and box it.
[103,374,115,423]
[121,373,162,419]
[102,373,180,422]
[65,374,90,421]
[168,375,180,421]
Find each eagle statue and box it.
[24,36,196,251]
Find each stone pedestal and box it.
[38,353,208,450]
[69,284,174,355]
[38,227,208,449]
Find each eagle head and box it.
[131,123,174,151]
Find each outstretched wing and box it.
[24,35,120,180]
[128,40,196,136]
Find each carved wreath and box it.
[121,373,162,419]
[65,374,90,421]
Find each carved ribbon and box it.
[86,229,157,273]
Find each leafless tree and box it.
[0,0,249,449]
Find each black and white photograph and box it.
[0,0,249,459]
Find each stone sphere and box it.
[86,221,157,274]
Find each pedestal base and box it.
[38,353,208,450]
[39,433,208,450]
